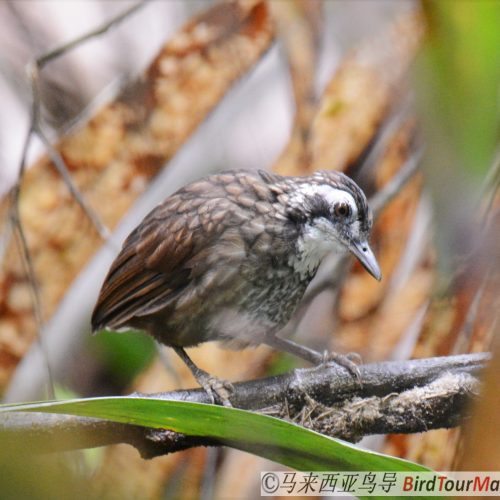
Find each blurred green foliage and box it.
[90,329,156,386]
[416,1,500,279]
[420,0,500,177]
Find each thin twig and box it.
[480,145,500,219]
[453,283,486,354]
[352,97,414,182]
[370,146,423,217]
[35,1,148,69]
[9,107,55,399]
[32,114,112,241]
[26,62,112,241]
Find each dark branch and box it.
[0,353,488,458]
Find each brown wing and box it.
[91,173,266,331]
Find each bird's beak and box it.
[348,238,382,281]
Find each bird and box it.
[91,169,381,405]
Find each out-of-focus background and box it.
[0,0,411,195]
[0,1,499,498]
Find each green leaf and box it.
[0,397,429,474]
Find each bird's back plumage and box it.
[92,171,289,341]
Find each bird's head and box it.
[281,171,381,281]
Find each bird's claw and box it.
[344,351,363,365]
[319,350,363,384]
[198,373,234,407]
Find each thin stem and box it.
[9,111,55,399]
[27,63,112,241]
[36,1,148,69]
[370,146,423,217]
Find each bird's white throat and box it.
[289,221,346,278]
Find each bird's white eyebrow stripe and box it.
[292,184,358,218]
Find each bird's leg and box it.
[264,336,323,364]
[173,347,234,407]
[264,336,362,381]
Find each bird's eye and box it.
[334,202,351,218]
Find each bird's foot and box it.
[173,347,234,406]
[319,350,363,383]
[196,372,234,407]
[262,336,362,383]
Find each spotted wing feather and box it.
[91,172,276,332]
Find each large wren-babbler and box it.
[92,170,381,403]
